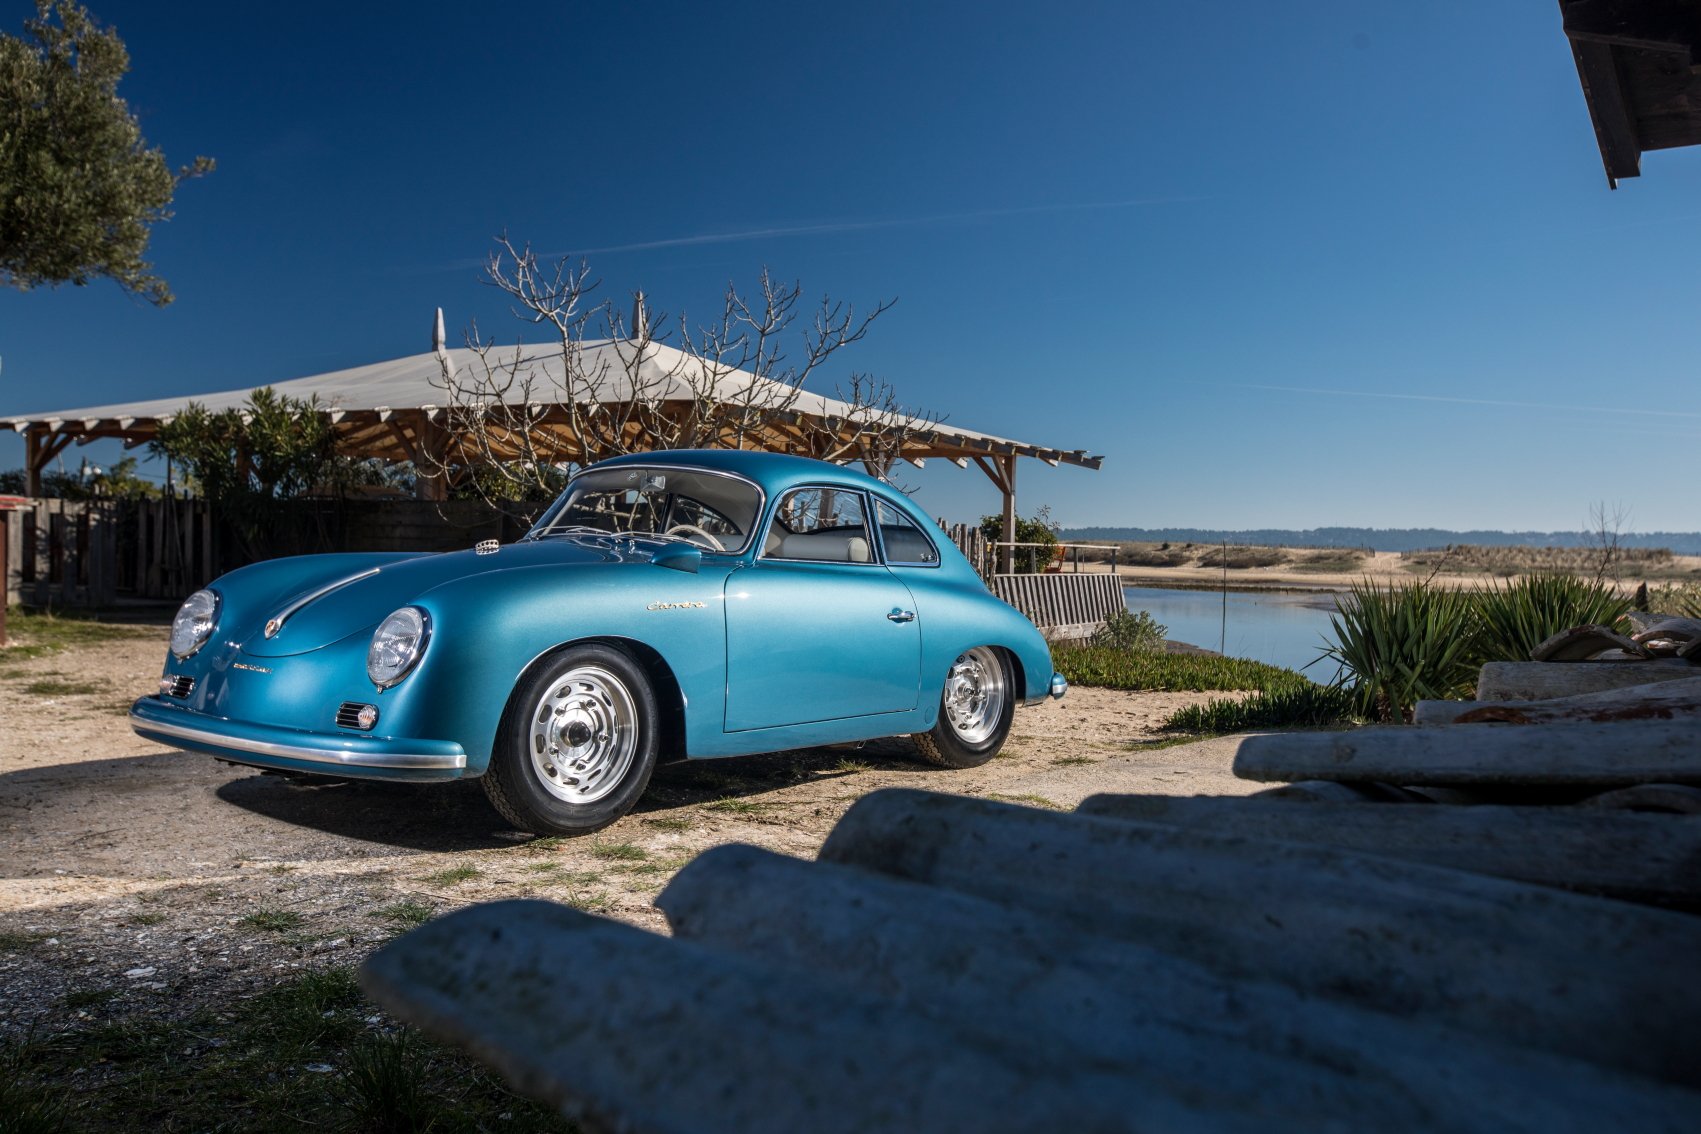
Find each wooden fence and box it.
[988,571,1125,642]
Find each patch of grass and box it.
[126,912,166,927]
[589,841,648,862]
[702,797,777,815]
[19,676,106,697]
[831,757,873,774]
[1052,644,1309,694]
[268,864,297,874]
[563,891,614,914]
[371,901,433,929]
[61,987,118,1010]
[419,863,480,887]
[521,835,570,853]
[239,907,304,933]
[1051,756,1096,766]
[0,930,47,954]
[1294,550,1371,573]
[1163,683,1358,734]
[642,815,694,832]
[4,609,158,651]
[620,856,690,877]
[985,792,1063,810]
[0,965,574,1131]
[1197,545,1290,569]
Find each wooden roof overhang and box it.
[1561,0,1701,186]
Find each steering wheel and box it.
[665,523,725,551]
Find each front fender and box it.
[390,563,734,769]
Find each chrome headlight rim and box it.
[367,606,431,690]
[169,589,222,660]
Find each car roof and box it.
[590,449,903,499]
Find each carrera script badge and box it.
[231,662,273,674]
[646,601,706,611]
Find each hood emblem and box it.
[264,618,282,638]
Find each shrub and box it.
[1320,580,1480,721]
[1091,609,1167,653]
[1163,683,1358,733]
[1197,546,1289,569]
[1472,575,1630,662]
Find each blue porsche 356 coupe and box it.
[131,450,1067,834]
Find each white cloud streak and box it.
[1230,383,1701,420]
[557,196,1215,257]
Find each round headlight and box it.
[169,589,221,659]
[367,607,429,689]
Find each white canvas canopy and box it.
[1,325,1100,558]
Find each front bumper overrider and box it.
[130,696,469,782]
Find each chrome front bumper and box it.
[1049,672,1068,700]
[130,697,468,781]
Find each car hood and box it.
[241,536,683,657]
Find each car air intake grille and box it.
[337,702,377,730]
[164,675,195,699]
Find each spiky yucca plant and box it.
[1321,580,1479,722]
[1473,575,1631,663]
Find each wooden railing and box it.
[988,572,1124,643]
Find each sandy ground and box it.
[0,624,1262,1038]
[1114,550,1701,593]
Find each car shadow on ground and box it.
[213,775,525,852]
[637,737,924,814]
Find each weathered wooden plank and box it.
[1415,676,1701,726]
[1074,793,1701,906]
[656,844,1700,1131]
[1233,719,1701,787]
[362,899,1263,1134]
[819,789,1701,1085]
[1477,659,1696,700]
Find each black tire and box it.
[910,646,1014,769]
[482,644,660,836]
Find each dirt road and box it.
[0,623,1262,1037]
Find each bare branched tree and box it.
[1587,500,1631,587]
[420,237,940,516]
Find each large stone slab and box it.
[1476,659,1696,700]
[1233,719,1701,787]
[819,789,1701,1085]
[1075,792,1701,905]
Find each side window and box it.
[876,500,940,566]
[764,488,874,563]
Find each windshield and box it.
[525,466,762,553]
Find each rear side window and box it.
[764,488,875,563]
[876,500,939,566]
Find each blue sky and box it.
[2,1,1697,532]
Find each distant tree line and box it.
[1061,527,1701,556]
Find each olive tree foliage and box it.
[150,387,347,559]
[422,237,941,512]
[0,2,213,305]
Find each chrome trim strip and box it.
[130,710,466,770]
[265,567,382,638]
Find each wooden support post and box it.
[999,454,1016,574]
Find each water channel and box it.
[1122,585,1346,680]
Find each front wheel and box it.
[483,645,659,836]
[910,646,1014,768]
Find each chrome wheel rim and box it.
[528,665,638,804]
[942,647,1006,746]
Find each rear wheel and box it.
[911,646,1013,768]
[483,645,659,836]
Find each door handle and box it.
[887,609,916,623]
